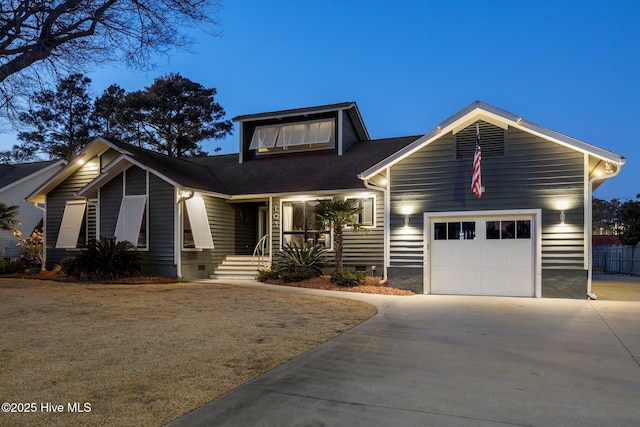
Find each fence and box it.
[593,244,640,276]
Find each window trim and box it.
[346,196,376,228]
[280,199,332,249]
[250,119,336,154]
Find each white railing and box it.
[252,234,270,267]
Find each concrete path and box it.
[168,281,640,426]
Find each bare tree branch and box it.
[0,0,222,120]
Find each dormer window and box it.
[250,119,335,154]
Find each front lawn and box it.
[0,279,376,426]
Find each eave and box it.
[359,101,626,181]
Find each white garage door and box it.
[429,215,534,297]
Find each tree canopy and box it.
[616,195,640,246]
[1,72,232,161]
[17,73,94,161]
[118,73,233,157]
[0,0,222,118]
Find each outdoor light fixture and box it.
[557,200,568,224]
[605,161,613,174]
[401,206,411,226]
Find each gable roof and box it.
[187,136,418,197]
[38,134,417,200]
[359,101,626,180]
[0,160,66,193]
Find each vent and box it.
[455,120,505,160]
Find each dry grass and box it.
[0,279,377,427]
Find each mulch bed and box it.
[0,271,414,294]
[0,270,179,284]
[264,275,415,295]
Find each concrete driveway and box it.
[169,283,640,427]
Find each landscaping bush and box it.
[75,238,141,282]
[59,257,80,276]
[0,259,28,274]
[256,268,280,282]
[280,267,318,283]
[271,243,327,281]
[330,269,367,287]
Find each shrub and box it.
[59,257,80,276]
[256,268,280,282]
[330,269,367,287]
[272,243,327,281]
[0,259,28,274]
[280,267,318,283]
[75,238,141,282]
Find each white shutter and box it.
[115,196,146,245]
[185,196,214,249]
[56,202,87,248]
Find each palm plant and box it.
[314,197,363,269]
[0,202,20,231]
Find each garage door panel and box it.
[429,214,535,297]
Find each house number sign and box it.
[272,205,280,227]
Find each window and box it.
[434,221,476,240]
[183,196,214,249]
[282,201,331,247]
[115,196,147,248]
[250,119,335,154]
[486,220,531,240]
[349,197,375,227]
[56,201,87,248]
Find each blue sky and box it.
[1,0,638,200]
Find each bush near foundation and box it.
[330,269,367,287]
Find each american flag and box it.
[471,124,482,198]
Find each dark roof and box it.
[187,136,419,195]
[110,136,418,196]
[0,160,61,189]
[232,102,357,122]
[106,140,232,194]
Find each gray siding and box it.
[100,148,120,171]
[45,158,100,267]
[342,193,384,272]
[181,194,236,280]
[341,110,360,153]
[389,125,585,271]
[99,173,123,238]
[142,173,175,276]
[125,166,147,195]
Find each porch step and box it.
[209,255,269,281]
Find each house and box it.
[27,101,625,298]
[0,160,66,259]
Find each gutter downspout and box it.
[362,179,388,284]
[587,166,622,298]
[176,190,195,279]
[33,203,46,271]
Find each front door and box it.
[257,206,269,255]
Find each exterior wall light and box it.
[401,206,411,226]
[557,200,568,224]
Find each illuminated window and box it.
[250,119,335,153]
[281,201,331,247]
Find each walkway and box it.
[168,279,640,426]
